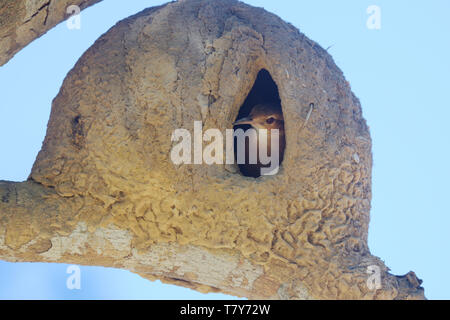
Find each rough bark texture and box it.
[0,0,101,66]
[0,0,425,299]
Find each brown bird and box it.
[233,103,285,177]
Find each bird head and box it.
[233,103,284,132]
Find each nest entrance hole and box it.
[233,69,285,178]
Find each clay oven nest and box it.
[0,0,424,299]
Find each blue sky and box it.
[0,0,449,299]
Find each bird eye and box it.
[266,117,275,124]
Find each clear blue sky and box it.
[0,0,449,299]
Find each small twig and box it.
[326,44,335,51]
[303,103,314,127]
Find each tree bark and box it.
[0,0,101,66]
[0,180,425,299]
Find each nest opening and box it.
[233,69,285,178]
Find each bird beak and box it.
[233,116,254,126]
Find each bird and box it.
[233,103,285,177]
